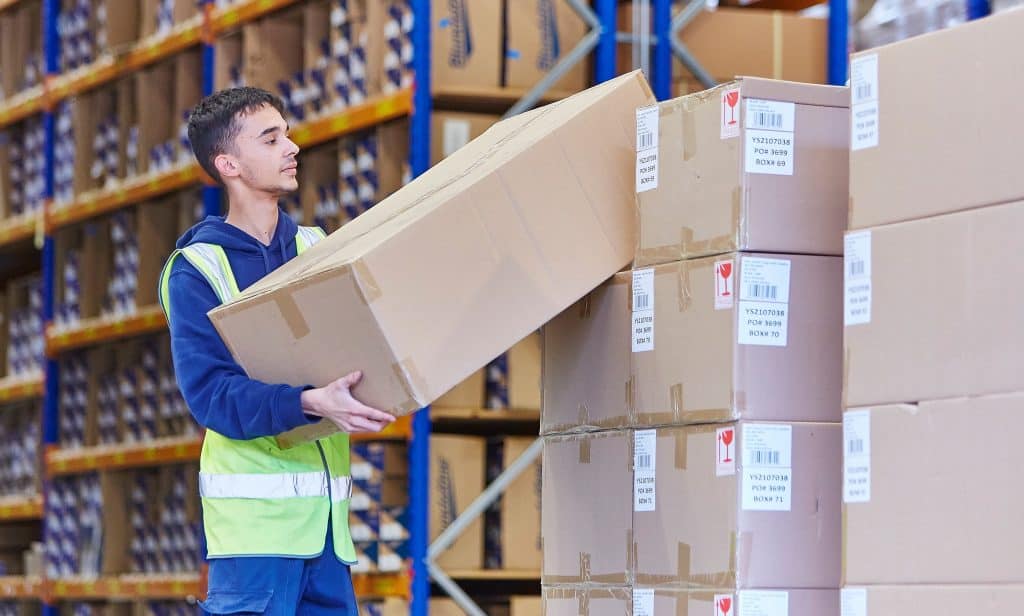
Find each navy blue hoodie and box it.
[163,209,321,440]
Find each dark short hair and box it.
[187,87,286,185]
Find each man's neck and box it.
[225,191,281,246]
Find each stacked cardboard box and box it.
[0,0,44,103]
[0,401,41,498]
[2,275,44,380]
[349,441,409,574]
[484,437,542,571]
[841,10,1024,613]
[541,78,849,616]
[0,116,47,219]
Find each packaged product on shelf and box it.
[4,275,44,379]
[58,354,89,449]
[504,0,588,93]
[429,111,500,165]
[430,0,502,89]
[0,402,41,497]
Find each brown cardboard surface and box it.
[374,119,409,203]
[848,9,1024,230]
[432,0,502,89]
[505,0,588,94]
[242,9,304,93]
[542,586,631,616]
[634,422,840,589]
[634,254,842,426]
[847,585,1024,614]
[430,434,485,570]
[541,273,632,435]
[430,111,500,165]
[843,396,1024,585]
[209,72,654,446]
[511,596,542,616]
[433,369,486,408]
[643,588,838,615]
[508,332,541,411]
[843,201,1024,407]
[214,32,243,92]
[541,431,633,586]
[502,437,542,570]
[636,78,849,266]
[135,60,175,176]
[617,6,827,85]
[135,199,178,309]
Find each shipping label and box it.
[632,269,655,352]
[744,100,796,176]
[851,54,879,150]
[634,430,657,512]
[738,591,789,616]
[738,257,791,347]
[742,423,793,511]
[844,231,872,326]
[844,410,871,503]
[636,106,659,192]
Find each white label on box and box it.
[742,423,792,511]
[738,591,789,616]
[634,429,657,512]
[851,54,879,150]
[442,119,471,157]
[844,410,871,503]
[739,257,791,347]
[745,129,794,176]
[740,258,791,302]
[634,589,655,616]
[713,594,735,616]
[844,231,872,326]
[841,588,868,616]
[632,269,655,352]
[716,426,737,476]
[745,100,795,132]
[714,259,735,310]
[636,105,660,192]
[721,88,741,139]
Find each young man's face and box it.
[227,104,299,195]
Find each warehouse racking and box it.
[0,0,969,614]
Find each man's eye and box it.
[268,138,277,144]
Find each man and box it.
[158,87,395,615]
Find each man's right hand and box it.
[300,371,397,433]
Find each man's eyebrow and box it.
[258,125,286,138]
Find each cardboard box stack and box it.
[841,10,1024,613]
[541,77,849,616]
[349,441,409,574]
[0,116,47,219]
[484,437,542,571]
[3,275,44,381]
[0,0,44,102]
[0,401,41,498]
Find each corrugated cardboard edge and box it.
[737,76,850,109]
[542,586,633,616]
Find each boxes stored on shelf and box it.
[434,369,486,408]
[0,1,44,99]
[634,422,840,589]
[843,395,1024,585]
[507,333,541,411]
[841,586,1024,615]
[431,435,485,570]
[243,8,305,108]
[543,253,842,433]
[843,201,1024,407]
[430,111,500,165]
[510,597,542,616]
[3,275,44,380]
[209,72,654,446]
[135,59,178,177]
[0,117,47,217]
[635,78,849,267]
[504,0,588,94]
[0,402,42,498]
[490,437,542,571]
[848,9,1024,230]
[541,430,632,585]
[431,0,502,89]
[140,0,199,39]
[616,6,827,85]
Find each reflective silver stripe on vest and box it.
[180,243,237,303]
[330,476,354,502]
[296,226,325,250]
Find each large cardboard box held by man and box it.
[636,79,849,267]
[634,423,841,590]
[848,9,1024,229]
[843,201,1024,408]
[207,72,654,446]
[842,395,1024,585]
[543,253,842,434]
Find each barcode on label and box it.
[635,293,650,310]
[855,83,873,102]
[746,284,778,300]
[751,112,784,130]
[638,131,654,150]
[848,259,865,277]
[636,454,652,469]
[848,438,864,455]
[749,449,781,466]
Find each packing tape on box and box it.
[391,359,425,413]
[274,292,311,339]
[542,586,632,616]
[772,12,784,80]
[352,259,383,303]
[681,105,698,162]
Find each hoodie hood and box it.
[175,207,302,287]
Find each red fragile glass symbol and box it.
[718,262,732,296]
[720,429,734,463]
[725,91,739,125]
[718,597,733,615]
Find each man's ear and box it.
[214,153,240,179]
